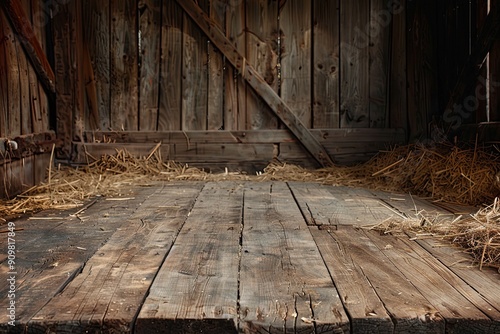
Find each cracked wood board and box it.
[28,183,202,333]
[239,182,349,333]
[135,182,243,333]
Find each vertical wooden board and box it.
[52,2,73,158]
[245,0,279,130]
[31,0,50,133]
[406,0,438,140]
[369,0,391,128]
[239,183,350,333]
[340,0,370,128]
[490,0,500,121]
[3,15,21,137]
[84,0,111,131]
[389,0,407,131]
[72,0,85,141]
[110,0,138,131]
[0,13,8,137]
[19,0,33,135]
[33,152,49,185]
[182,0,208,130]
[280,0,313,127]
[225,0,246,130]
[313,0,340,129]
[138,0,161,131]
[207,1,225,130]
[136,182,242,333]
[158,0,183,131]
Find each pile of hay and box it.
[365,198,500,271]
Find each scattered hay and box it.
[364,198,500,271]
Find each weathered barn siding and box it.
[69,0,403,134]
[0,0,52,199]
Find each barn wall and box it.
[0,0,53,199]
[52,0,408,168]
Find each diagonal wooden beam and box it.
[175,0,334,167]
[1,0,56,94]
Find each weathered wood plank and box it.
[0,12,8,137]
[158,0,183,131]
[30,184,203,333]
[170,143,275,164]
[83,128,406,145]
[110,0,138,131]
[73,142,170,164]
[175,0,334,166]
[310,227,394,333]
[340,0,370,128]
[83,0,110,131]
[182,0,209,130]
[207,1,224,130]
[369,0,391,128]
[245,0,279,130]
[332,226,444,333]
[52,2,73,157]
[289,183,394,226]
[313,0,340,129]
[239,182,350,333]
[139,0,161,131]
[365,229,497,332]
[280,0,312,127]
[411,234,500,314]
[72,0,85,142]
[389,0,407,131]
[3,14,21,137]
[136,182,242,333]
[0,187,159,330]
[15,10,31,135]
[224,0,246,130]
[1,0,55,93]
[31,0,50,133]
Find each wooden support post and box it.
[444,3,500,122]
[174,0,334,167]
[1,0,55,94]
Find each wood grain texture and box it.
[340,0,370,128]
[136,182,242,334]
[245,0,279,130]
[1,0,55,93]
[490,0,500,122]
[332,226,445,333]
[182,0,209,130]
[207,1,224,130]
[138,0,161,131]
[365,230,498,333]
[0,16,7,137]
[18,0,31,135]
[52,2,73,157]
[72,0,85,142]
[84,0,111,131]
[30,184,202,333]
[389,0,407,131]
[0,187,159,330]
[3,15,21,136]
[158,0,183,131]
[289,183,394,226]
[31,0,49,133]
[110,0,138,131]
[368,0,391,128]
[280,0,312,127]
[310,228,394,333]
[224,0,246,130]
[175,0,334,166]
[239,183,350,333]
[313,0,340,129]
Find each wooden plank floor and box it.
[1,181,499,333]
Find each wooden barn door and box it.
[55,0,407,169]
